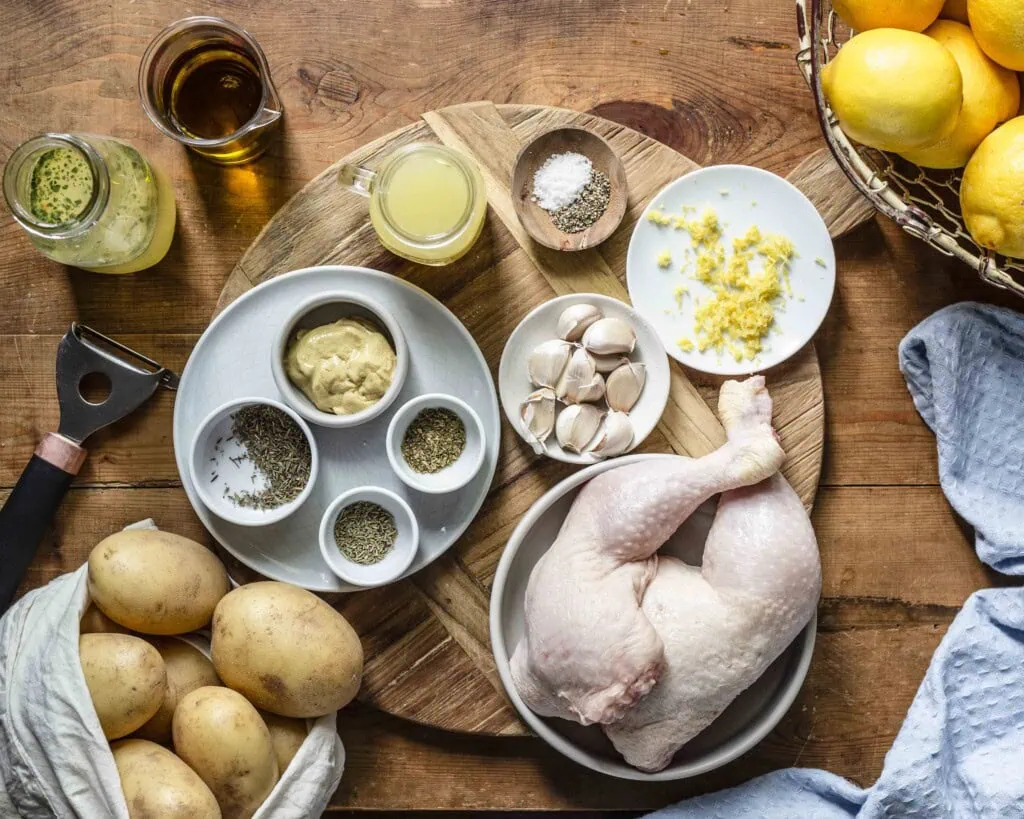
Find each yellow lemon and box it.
[822,29,963,152]
[968,0,1024,71]
[961,117,1024,258]
[833,0,943,31]
[940,0,969,23]
[901,21,1019,168]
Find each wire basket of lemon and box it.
[796,0,1024,297]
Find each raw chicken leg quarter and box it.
[510,376,821,771]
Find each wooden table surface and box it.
[2,0,1022,813]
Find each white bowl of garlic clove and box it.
[498,293,670,465]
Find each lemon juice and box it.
[346,143,486,266]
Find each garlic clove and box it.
[557,303,603,342]
[581,317,637,355]
[528,339,573,389]
[555,404,604,454]
[520,388,557,453]
[605,362,647,413]
[587,411,634,459]
[575,372,606,403]
[555,347,598,403]
[592,352,629,374]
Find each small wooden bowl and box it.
[512,127,628,252]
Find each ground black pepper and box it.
[552,170,610,234]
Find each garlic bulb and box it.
[557,303,603,342]
[605,362,646,413]
[581,317,636,355]
[555,404,603,454]
[588,411,634,459]
[555,347,597,403]
[520,388,557,453]
[591,352,628,374]
[528,339,572,389]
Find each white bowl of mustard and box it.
[272,291,409,428]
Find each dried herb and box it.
[226,405,311,510]
[334,501,397,565]
[401,408,466,473]
[551,169,610,234]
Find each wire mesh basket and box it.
[795,0,1024,298]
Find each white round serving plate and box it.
[626,164,835,376]
[490,453,817,781]
[173,265,500,592]
[498,293,670,465]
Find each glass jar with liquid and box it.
[139,17,283,165]
[339,143,487,266]
[3,133,176,273]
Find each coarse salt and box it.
[532,152,593,212]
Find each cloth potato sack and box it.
[0,564,344,818]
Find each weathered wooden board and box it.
[212,101,873,734]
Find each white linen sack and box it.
[0,564,345,818]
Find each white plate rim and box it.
[489,452,817,780]
[173,264,501,592]
[625,163,836,376]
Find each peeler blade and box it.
[55,324,179,444]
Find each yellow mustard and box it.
[285,318,396,415]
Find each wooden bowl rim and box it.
[511,126,628,252]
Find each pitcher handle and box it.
[338,164,376,198]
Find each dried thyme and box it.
[334,501,397,565]
[226,405,311,510]
[552,169,610,234]
[400,408,466,473]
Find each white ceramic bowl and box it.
[489,453,817,781]
[189,397,319,527]
[271,291,409,428]
[626,164,836,376]
[498,293,670,465]
[318,486,419,588]
[386,393,486,494]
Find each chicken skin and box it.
[604,471,821,771]
[510,377,789,727]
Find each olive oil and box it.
[167,47,263,141]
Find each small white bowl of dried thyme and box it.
[318,486,419,588]
[189,397,319,527]
[386,393,486,494]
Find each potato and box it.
[260,711,308,773]
[134,638,221,744]
[88,530,230,634]
[172,687,278,819]
[211,582,363,717]
[79,634,166,739]
[111,739,221,818]
[80,604,129,635]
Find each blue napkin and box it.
[647,302,1024,819]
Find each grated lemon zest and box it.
[664,206,797,362]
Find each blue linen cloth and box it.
[647,302,1024,819]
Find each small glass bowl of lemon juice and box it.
[3,133,176,274]
[339,143,486,266]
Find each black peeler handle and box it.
[0,434,85,615]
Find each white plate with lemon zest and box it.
[625,165,835,376]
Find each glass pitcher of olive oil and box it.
[338,143,487,266]
[139,17,283,165]
[3,133,176,273]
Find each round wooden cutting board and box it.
[216,102,872,736]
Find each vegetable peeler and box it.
[0,324,178,612]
